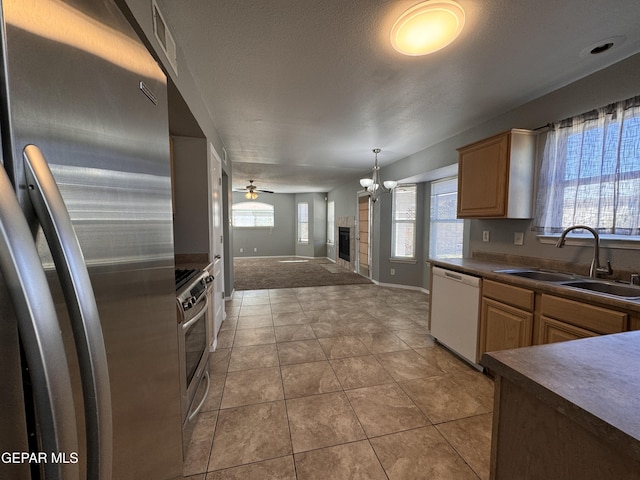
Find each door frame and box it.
[355,192,372,278]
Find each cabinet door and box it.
[538,315,599,344]
[457,133,509,217]
[480,297,533,355]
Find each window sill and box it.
[389,257,417,264]
[537,234,640,250]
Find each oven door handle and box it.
[181,294,209,331]
[188,370,211,422]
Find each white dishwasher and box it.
[430,266,482,367]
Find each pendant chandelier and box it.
[360,148,397,203]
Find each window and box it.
[232,202,274,227]
[534,96,640,235]
[297,202,309,243]
[327,201,335,244]
[391,184,417,258]
[430,177,463,259]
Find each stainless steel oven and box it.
[176,269,213,452]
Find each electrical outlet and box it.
[482,230,490,242]
[239,247,243,253]
[390,268,396,275]
[254,247,257,252]
[514,232,524,246]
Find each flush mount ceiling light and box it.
[360,148,397,203]
[390,0,465,56]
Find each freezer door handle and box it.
[0,163,79,480]
[23,144,112,480]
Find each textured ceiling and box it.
[158,0,640,193]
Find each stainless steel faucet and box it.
[555,225,613,278]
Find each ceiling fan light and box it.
[390,0,465,56]
[245,191,258,200]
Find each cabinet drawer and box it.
[541,295,627,334]
[539,316,599,344]
[483,279,534,311]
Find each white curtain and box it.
[534,96,640,235]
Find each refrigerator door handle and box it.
[23,145,112,480]
[0,163,79,480]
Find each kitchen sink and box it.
[493,269,575,282]
[561,281,640,298]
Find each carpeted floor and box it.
[233,256,372,290]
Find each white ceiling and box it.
[157,0,640,193]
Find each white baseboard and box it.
[371,279,430,295]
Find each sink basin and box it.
[562,281,640,298]
[494,269,575,282]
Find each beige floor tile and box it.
[219,317,238,332]
[294,440,387,480]
[280,361,342,398]
[277,339,327,365]
[345,383,429,437]
[241,296,271,306]
[453,369,495,410]
[271,302,303,315]
[376,349,444,381]
[216,330,235,349]
[228,344,279,372]
[242,290,270,298]
[183,410,218,476]
[393,328,435,348]
[413,345,472,373]
[330,355,394,389]
[236,314,273,330]
[274,324,316,342]
[209,401,292,471]
[269,294,298,304]
[358,332,411,354]
[286,392,366,453]
[370,426,479,480]
[239,304,272,317]
[310,321,351,338]
[209,348,231,374]
[294,292,325,303]
[206,456,296,480]
[400,374,492,424]
[317,336,370,359]
[347,320,387,335]
[299,299,332,312]
[272,311,310,326]
[202,372,225,411]
[436,413,493,480]
[233,326,276,346]
[220,367,283,409]
[303,309,341,322]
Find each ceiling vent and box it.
[152,0,178,75]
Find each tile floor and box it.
[183,283,494,480]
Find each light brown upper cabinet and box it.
[457,129,537,218]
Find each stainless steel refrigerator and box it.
[0,0,183,479]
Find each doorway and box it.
[357,194,371,277]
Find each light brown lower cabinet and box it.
[480,298,533,353]
[480,279,534,355]
[537,315,599,344]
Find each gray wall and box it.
[329,53,640,290]
[295,193,328,258]
[172,136,209,255]
[232,192,296,257]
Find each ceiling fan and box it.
[234,179,274,199]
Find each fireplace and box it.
[338,227,350,262]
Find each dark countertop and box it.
[428,257,640,313]
[482,331,640,463]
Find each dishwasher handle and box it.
[432,266,481,288]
